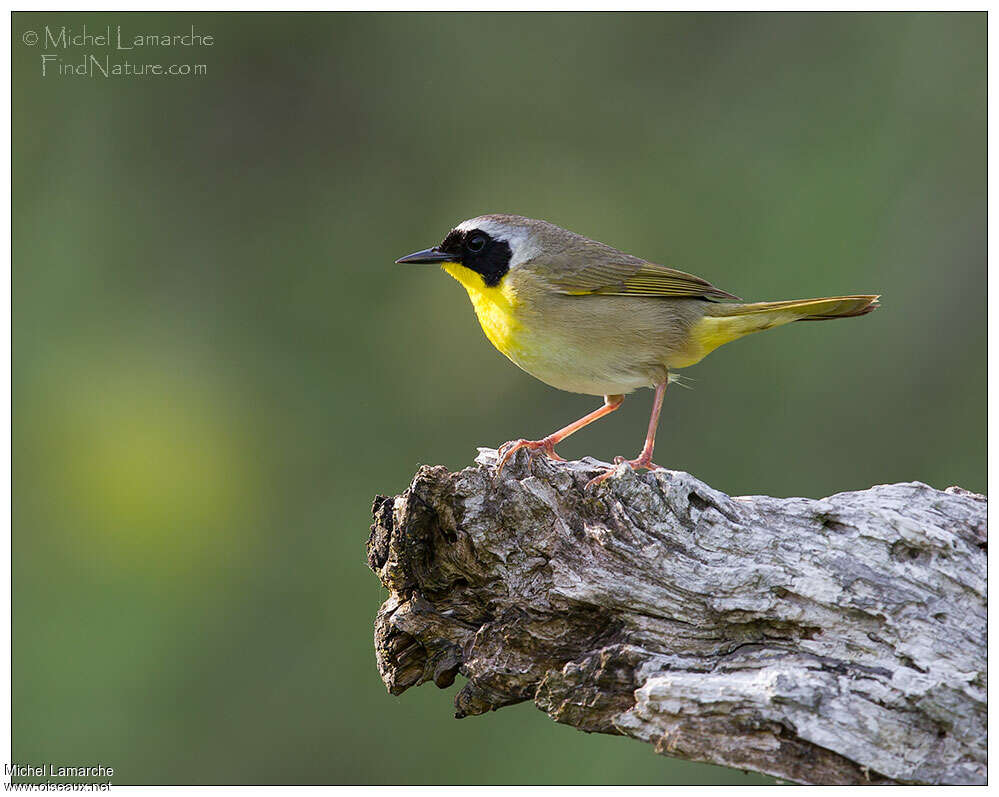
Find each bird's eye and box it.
[466,234,487,253]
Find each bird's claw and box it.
[495,437,565,476]
[585,456,661,491]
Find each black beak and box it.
[395,247,454,265]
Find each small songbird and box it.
[397,214,879,489]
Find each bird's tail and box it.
[681,295,880,366]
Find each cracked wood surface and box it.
[366,450,986,785]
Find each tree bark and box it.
[366,450,987,785]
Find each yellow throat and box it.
[441,261,522,358]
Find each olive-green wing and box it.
[531,239,740,302]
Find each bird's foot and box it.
[585,454,661,490]
[495,437,566,475]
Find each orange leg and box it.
[586,380,668,490]
[496,394,625,474]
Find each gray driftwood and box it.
[366,449,987,785]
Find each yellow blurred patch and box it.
[24,349,262,573]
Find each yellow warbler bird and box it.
[397,214,879,489]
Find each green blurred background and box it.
[13,12,984,785]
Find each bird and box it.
[396,214,879,489]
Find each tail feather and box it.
[677,295,880,368]
[795,295,880,321]
[717,295,881,321]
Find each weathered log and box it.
[366,449,986,785]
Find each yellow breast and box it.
[442,262,524,358]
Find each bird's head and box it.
[395,214,556,288]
